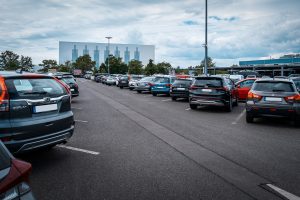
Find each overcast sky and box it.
[0,0,299,67]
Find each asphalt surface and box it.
[19,78,300,200]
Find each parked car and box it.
[135,76,156,93]
[274,76,288,79]
[151,76,176,96]
[189,76,238,112]
[84,71,92,79]
[246,79,300,125]
[129,75,144,90]
[54,73,79,97]
[101,75,109,84]
[229,74,244,83]
[0,141,35,199]
[288,74,300,79]
[118,75,129,89]
[246,75,257,79]
[106,76,117,86]
[290,77,300,92]
[170,79,192,101]
[235,78,257,101]
[0,71,75,153]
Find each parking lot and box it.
[18,78,300,200]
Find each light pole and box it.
[105,36,112,74]
[204,0,208,75]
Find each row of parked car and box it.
[92,73,300,126]
[0,71,81,199]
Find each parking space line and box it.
[162,99,172,102]
[232,109,246,125]
[185,108,191,111]
[75,120,88,123]
[265,184,300,200]
[57,144,99,155]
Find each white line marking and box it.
[232,109,246,125]
[72,107,82,110]
[162,99,172,102]
[266,184,300,200]
[57,144,99,155]
[185,108,191,111]
[75,120,88,123]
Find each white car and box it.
[229,74,244,83]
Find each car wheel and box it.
[137,91,142,93]
[120,86,123,89]
[190,104,197,110]
[246,112,254,123]
[129,88,133,90]
[294,116,300,127]
[225,97,233,112]
[152,93,157,96]
[172,97,177,101]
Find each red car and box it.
[0,141,35,200]
[235,78,257,100]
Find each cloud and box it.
[183,20,199,26]
[209,16,238,22]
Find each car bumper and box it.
[189,96,228,106]
[151,88,170,94]
[135,86,151,91]
[170,92,189,98]
[4,124,75,154]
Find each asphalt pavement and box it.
[18,79,300,200]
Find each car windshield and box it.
[0,143,11,171]
[173,80,192,86]
[62,77,76,84]
[154,77,169,83]
[194,78,222,87]
[253,81,295,92]
[5,78,66,99]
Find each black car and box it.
[55,73,79,97]
[0,72,75,153]
[246,79,300,125]
[170,79,192,101]
[118,76,129,89]
[189,76,238,112]
[0,141,35,199]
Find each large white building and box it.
[59,41,155,68]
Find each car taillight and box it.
[148,83,154,87]
[189,85,197,90]
[0,77,9,112]
[284,94,300,103]
[54,78,71,95]
[165,84,171,87]
[247,91,262,101]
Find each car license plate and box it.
[122,81,126,83]
[71,89,75,92]
[177,88,185,91]
[202,89,212,92]
[265,97,282,102]
[34,104,58,113]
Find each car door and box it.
[237,79,255,100]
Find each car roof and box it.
[255,78,293,83]
[0,71,50,78]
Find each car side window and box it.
[240,80,254,88]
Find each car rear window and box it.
[154,77,169,83]
[253,81,295,92]
[62,77,76,84]
[5,77,67,100]
[173,80,192,86]
[0,143,10,171]
[120,76,128,80]
[194,78,223,87]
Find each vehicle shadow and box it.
[252,117,298,128]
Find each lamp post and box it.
[105,36,112,74]
[204,0,208,75]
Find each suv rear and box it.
[118,76,129,89]
[0,72,75,153]
[170,79,192,101]
[189,76,238,112]
[151,76,176,96]
[246,79,300,125]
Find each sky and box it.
[0,0,300,67]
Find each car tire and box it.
[152,93,157,96]
[137,91,142,93]
[129,88,133,90]
[172,97,177,101]
[190,104,197,110]
[294,116,300,127]
[246,112,254,123]
[225,98,233,112]
[120,86,123,89]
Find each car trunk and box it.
[190,78,226,99]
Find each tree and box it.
[58,61,72,72]
[73,55,95,73]
[156,62,172,75]
[128,60,143,75]
[20,56,33,71]
[144,59,157,75]
[200,57,215,68]
[0,50,20,70]
[105,56,128,74]
[39,59,58,73]
[99,63,107,73]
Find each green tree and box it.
[128,60,143,75]
[200,57,215,68]
[38,59,58,73]
[20,56,33,71]
[99,63,107,73]
[73,55,95,73]
[144,59,157,75]
[105,56,128,74]
[156,62,172,75]
[0,50,20,70]
[58,61,72,72]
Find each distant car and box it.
[0,71,75,153]
[151,76,176,96]
[84,72,92,79]
[55,73,79,97]
[235,78,257,101]
[129,75,144,90]
[246,75,256,78]
[262,76,271,79]
[106,76,117,86]
[229,75,244,83]
[118,76,129,89]
[170,79,192,101]
[274,76,288,79]
[0,141,35,200]
[288,74,300,79]
[135,76,156,93]
[246,79,300,125]
[290,77,300,92]
[189,76,238,112]
[101,75,109,84]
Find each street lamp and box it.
[105,36,112,74]
[204,0,208,75]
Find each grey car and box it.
[0,72,75,153]
[135,76,156,93]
